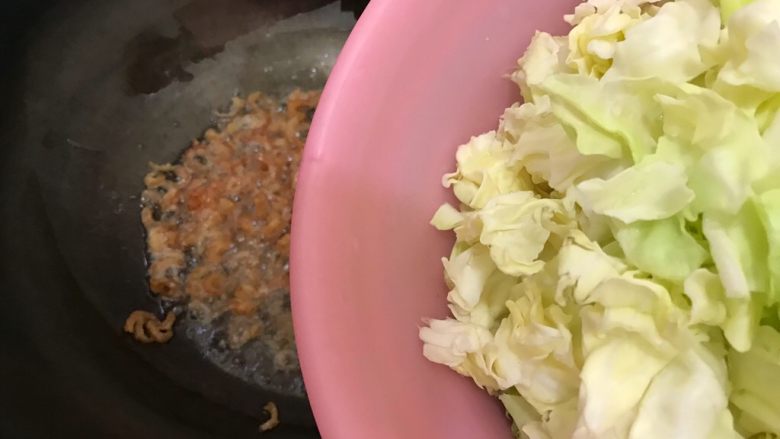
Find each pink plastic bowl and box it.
[291,1,577,438]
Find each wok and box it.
[0,0,363,437]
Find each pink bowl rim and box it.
[289,0,394,435]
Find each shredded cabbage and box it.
[420,1,780,437]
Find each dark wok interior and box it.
[0,1,363,437]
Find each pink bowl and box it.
[291,1,577,437]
